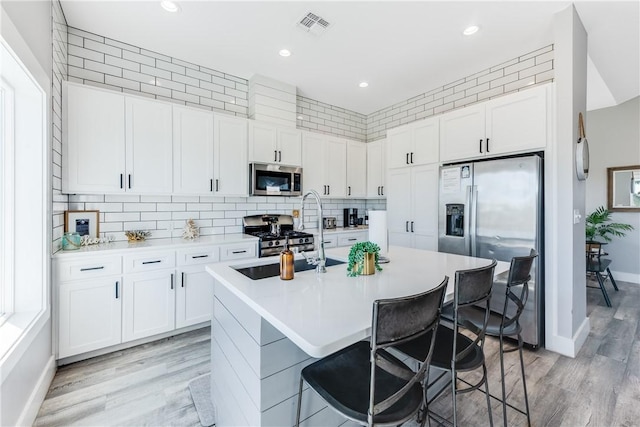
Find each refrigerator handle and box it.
[469,185,478,257]
[464,185,472,255]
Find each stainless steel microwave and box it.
[250,163,302,196]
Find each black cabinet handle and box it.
[215,179,219,191]
[274,150,278,162]
[410,152,414,164]
[381,186,384,196]
[80,266,104,271]
[142,260,162,265]
[348,186,351,196]
[192,254,209,259]
[327,185,330,195]
[406,153,409,164]
[115,281,119,299]
[486,138,490,153]
[210,179,213,192]
[170,273,174,290]
[181,272,185,288]
[411,221,414,232]
[128,174,132,189]
[120,174,124,189]
[479,139,483,153]
[232,250,247,254]
[377,186,380,196]
[406,221,409,232]
[278,151,282,162]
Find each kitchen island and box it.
[206,246,509,426]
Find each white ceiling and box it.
[60,1,639,115]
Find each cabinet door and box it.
[302,132,326,194]
[411,164,438,251]
[440,103,485,162]
[346,140,367,198]
[123,269,176,342]
[386,167,412,248]
[325,137,347,198]
[125,97,173,193]
[277,127,302,166]
[366,139,384,197]
[173,106,214,194]
[249,121,278,163]
[176,266,214,328]
[486,84,549,155]
[58,278,122,358]
[411,118,439,165]
[63,83,126,193]
[387,125,413,169]
[214,114,248,196]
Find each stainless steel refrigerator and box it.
[438,154,543,348]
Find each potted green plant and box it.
[585,206,634,242]
[347,241,383,277]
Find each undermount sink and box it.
[233,258,346,280]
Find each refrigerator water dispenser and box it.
[445,204,464,237]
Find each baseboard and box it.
[16,355,56,427]
[545,316,590,358]
[611,270,640,285]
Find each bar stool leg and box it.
[451,363,458,427]
[482,362,494,427]
[295,376,304,427]
[596,272,612,307]
[518,333,531,427]
[607,267,619,291]
[499,334,508,427]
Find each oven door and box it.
[250,163,302,196]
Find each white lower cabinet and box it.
[58,278,122,358]
[387,164,438,251]
[123,269,176,342]
[55,237,258,360]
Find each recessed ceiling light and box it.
[463,25,479,36]
[279,49,291,57]
[359,82,369,88]
[160,1,180,13]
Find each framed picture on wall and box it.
[64,210,100,238]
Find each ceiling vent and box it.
[297,12,331,36]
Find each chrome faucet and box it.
[298,189,326,273]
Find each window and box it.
[0,37,48,357]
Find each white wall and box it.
[586,96,640,283]
[0,2,55,426]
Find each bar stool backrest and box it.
[501,249,537,331]
[368,277,449,422]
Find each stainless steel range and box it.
[243,214,315,257]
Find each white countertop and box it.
[206,246,509,358]
[53,233,258,257]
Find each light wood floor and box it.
[35,277,640,426]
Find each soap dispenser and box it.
[280,237,294,280]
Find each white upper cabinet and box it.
[346,140,367,198]
[249,121,302,166]
[302,132,347,198]
[63,82,172,194]
[63,82,126,193]
[440,84,551,162]
[125,96,173,193]
[214,114,248,196]
[173,105,215,195]
[366,139,386,198]
[387,117,439,168]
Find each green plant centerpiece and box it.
[347,241,383,277]
[585,206,634,242]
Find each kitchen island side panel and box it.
[211,281,350,426]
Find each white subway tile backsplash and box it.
[104,55,140,72]
[172,73,200,87]
[84,38,121,57]
[141,48,171,62]
[140,82,170,97]
[69,65,104,83]
[105,212,141,222]
[141,64,171,79]
[141,211,172,221]
[105,194,141,202]
[122,50,155,66]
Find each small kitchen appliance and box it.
[323,217,337,229]
[243,214,314,257]
[343,208,358,228]
[250,163,302,197]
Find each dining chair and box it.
[295,277,449,427]
[393,260,497,427]
[443,250,537,427]
[586,241,618,307]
